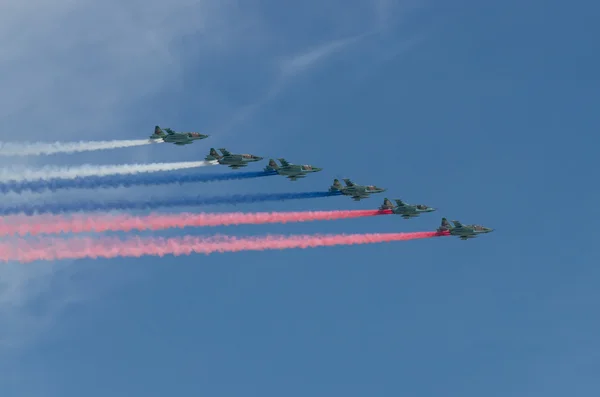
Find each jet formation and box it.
[148,125,493,240]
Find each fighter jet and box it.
[205,148,263,169]
[329,178,386,201]
[150,126,208,145]
[263,158,322,181]
[379,198,436,219]
[437,218,494,240]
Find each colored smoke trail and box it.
[0,191,341,216]
[0,170,276,194]
[0,232,447,263]
[0,139,162,157]
[0,209,392,236]
[0,161,218,182]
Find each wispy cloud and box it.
[0,0,246,348]
[215,34,368,138]
[279,35,365,77]
[373,0,428,29]
[0,262,84,349]
[216,2,428,138]
[0,0,246,135]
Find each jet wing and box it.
[218,148,232,156]
[351,191,370,200]
[342,179,355,187]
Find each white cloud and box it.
[0,0,247,348]
[215,34,367,138]
[279,35,365,77]
[216,1,428,137]
[373,0,428,29]
[0,0,246,134]
[0,262,79,349]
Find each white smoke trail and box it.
[0,160,218,181]
[0,139,163,157]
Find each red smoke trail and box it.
[0,210,393,236]
[0,231,448,263]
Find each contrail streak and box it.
[0,161,217,182]
[0,191,341,216]
[0,170,276,194]
[0,232,448,263]
[0,209,392,236]
[0,139,163,156]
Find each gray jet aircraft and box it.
[329,178,386,201]
[437,218,494,240]
[264,158,322,181]
[150,125,208,145]
[379,198,436,219]
[205,148,263,169]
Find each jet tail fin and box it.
[438,217,452,232]
[205,148,222,161]
[264,159,279,172]
[330,178,343,191]
[154,126,165,136]
[380,198,395,210]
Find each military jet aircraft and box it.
[263,158,322,181]
[437,218,494,240]
[379,198,436,219]
[150,126,209,145]
[205,148,263,169]
[329,178,386,201]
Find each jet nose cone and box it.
[314,167,323,172]
[255,156,263,160]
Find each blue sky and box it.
[1,0,599,395]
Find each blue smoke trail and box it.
[0,191,343,216]
[0,170,277,194]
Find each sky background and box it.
[1,0,599,395]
